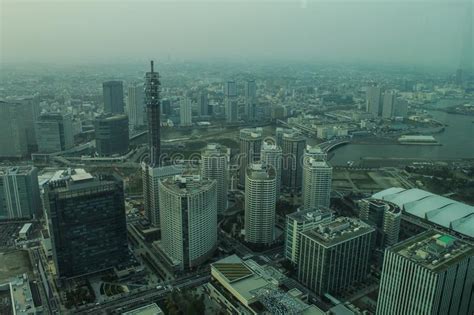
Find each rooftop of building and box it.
[95,113,128,121]
[160,174,215,195]
[305,158,331,168]
[246,163,276,180]
[0,165,36,176]
[364,198,401,215]
[262,141,282,151]
[44,168,120,193]
[202,143,228,155]
[211,255,323,314]
[302,217,374,247]
[391,230,474,272]
[0,274,36,315]
[240,127,263,139]
[287,207,333,223]
[282,130,305,141]
[121,303,164,315]
[372,187,474,238]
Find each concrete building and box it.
[127,83,145,130]
[366,86,382,117]
[94,114,129,156]
[275,127,292,147]
[207,255,324,315]
[393,98,408,118]
[382,91,395,119]
[0,274,39,315]
[159,174,217,270]
[145,61,161,167]
[302,159,332,209]
[260,142,282,199]
[377,230,474,315]
[44,169,128,279]
[0,166,41,219]
[0,98,39,157]
[281,130,306,193]
[239,128,263,187]
[180,97,192,127]
[358,198,401,247]
[201,144,229,213]
[244,80,257,121]
[198,91,209,117]
[298,217,375,296]
[35,113,74,153]
[303,145,327,163]
[225,81,238,123]
[103,81,124,114]
[372,187,474,238]
[142,164,184,226]
[285,208,334,264]
[244,163,276,246]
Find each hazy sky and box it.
[1,0,472,67]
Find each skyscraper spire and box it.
[145,60,161,166]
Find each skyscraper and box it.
[377,230,473,315]
[244,163,276,247]
[145,61,161,167]
[198,91,209,116]
[275,127,292,147]
[244,80,257,121]
[0,98,39,157]
[304,145,327,163]
[94,114,129,156]
[44,169,128,279]
[35,113,74,153]
[281,130,306,193]
[393,98,408,118]
[298,217,374,296]
[382,91,395,119]
[366,86,382,117]
[127,83,145,130]
[225,81,238,123]
[180,97,192,127]
[239,128,263,187]
[159,175,217,270]
[285,207,333,264]
[302,158,332,209]
[201,144,229,213]
[358,198,401,248]
[0,166,41,220]
[260,141,282,199]
[103,81,125,114]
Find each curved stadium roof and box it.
[372,188,474,238]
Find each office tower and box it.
[159,175,217,270]
[366,86,382,117]
[244,163,276,246]
[285,207,333,264]
[0,166,41,219]
[35,113,74,153]
[281,130,306,193]
[44,169,128,279]
[225,81,238,123]
[239,128,263,187]
[298,217,375,296]
[382,91,395,119]
[244,80,257,121]
[393,98,408,118]
[0,98,39,157]
[127,83,145,130]
[377,230,474,315]
[198,91,209,116]
[103,81,124,114]
[145,61,161,167]
[180,97,192,127]
[142,164,184,226]
[358,198,401,247]
[201,144,229,213]
[275,127,292,147]
[304,145,327,163]
[94,114,129,156]
[161,99,171,116]
[260,141,282,199]
[302,159,332,209]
